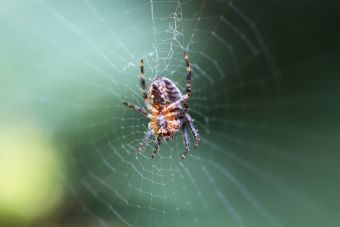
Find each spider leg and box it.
[185,113,200,147]
[139,59,149,104]
[166,94,189,110]
[181,124,190,160]
[122,102,148,117]
[183,52,191,111]
[137,129,153,153]
[151,137,161,159]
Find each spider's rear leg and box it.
[122,102,148,117]
[151,137,161,159]
[137,129,153,153]
[185,113,200,147]
[181,124,190,160]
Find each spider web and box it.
[2,0,339,226]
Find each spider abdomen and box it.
[148,77,185,139]
[148,77,182,105]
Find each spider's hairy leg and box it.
[166,94,189,110]
[183,52,192,110]
[139,59,148,104]
[151,137,161,159]
[122,102,148,117]
[181,124,190,160]
[137,129,153,153]
[185,113,200,147]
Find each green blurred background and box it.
[1,0,339,226]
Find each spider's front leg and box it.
[139,59,148,104]
[166,94,189,110]
[185,113,200,147]
[183,52,192,111]
[122,59,151,117]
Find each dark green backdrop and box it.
[0,0,339,226]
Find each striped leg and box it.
[185,113,200,147]
[122,102,148,117]
[140,59,148,104]
[166,94,189,110]
[184,52,191,110]
[181,124,190,160]
[151,137,161,159]
[137,129,153,153]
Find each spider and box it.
[123,52,200,160]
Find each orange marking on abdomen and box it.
[148,104,180,137]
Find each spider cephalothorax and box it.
[123,52,200,159]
